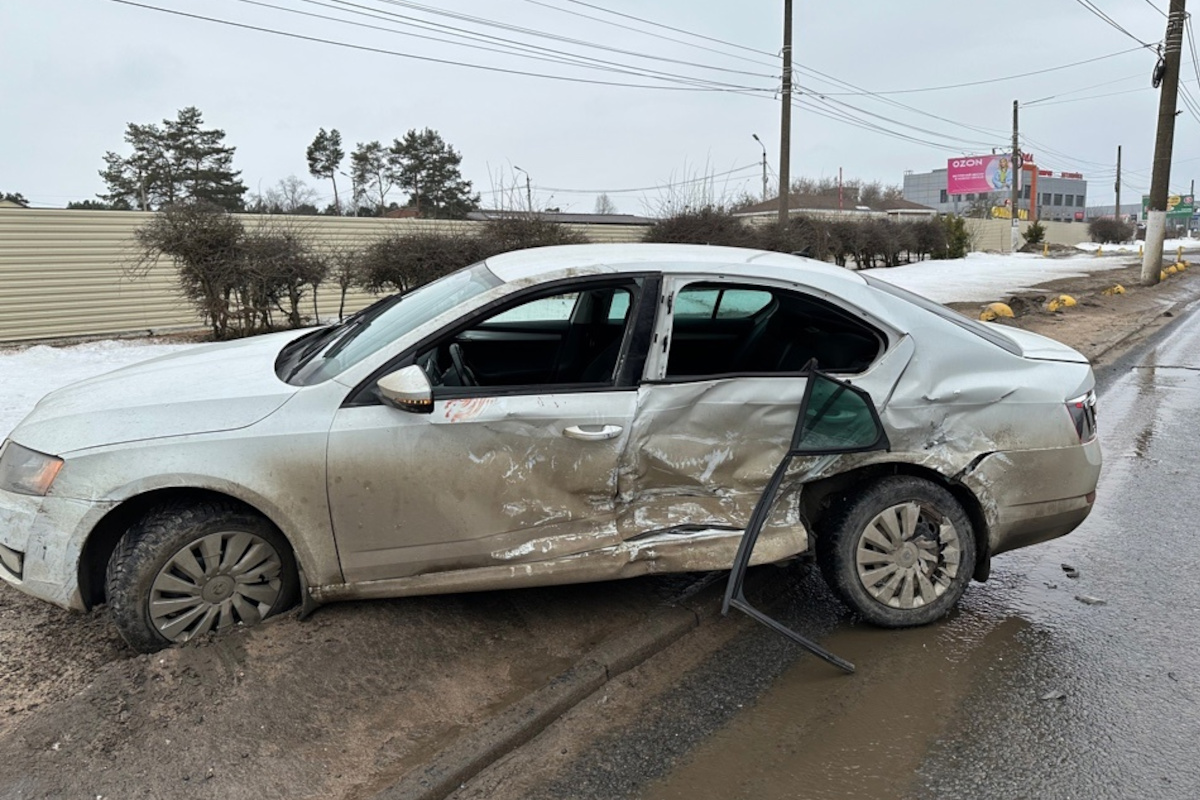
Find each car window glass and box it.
[607,291,630,322]
[715,290,773,319]
[286,262,502,386]
[489,293,578,323]
[665,282,881,378]
[419,284,636,391]
[674,288,720,318]
[795,373,884,452]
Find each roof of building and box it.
[467,210,655,225]
[735,193,934,216]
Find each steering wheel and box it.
[449,343,479,387]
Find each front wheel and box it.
[105,501,298,652]
[817,476,976,628]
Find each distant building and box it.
[903,166,1088,222]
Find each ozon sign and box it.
[946,154,1019,194]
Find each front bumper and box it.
[0,488,113,611]
[962,437,1102,558]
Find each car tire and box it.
[105,501,298,653]
[817,476,976,628]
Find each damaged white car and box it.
[0,244,1100,652]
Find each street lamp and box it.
[513,165,533,212]
[752,134,768,202]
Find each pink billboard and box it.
[947,155,1017,194]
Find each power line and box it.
[517,0,778,71]
[107,0,770,92]
[554,0,776,59]
[795,47,1146,96]
[232,0,772,91]
[1070,0,1158,48]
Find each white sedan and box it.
[0,244,1101,651]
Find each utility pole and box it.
[752,133,768,202]
[1142,0,1187,285]
[777,0,792,230]
[1011,100,1020,252]
[1115,145,1122,222]
[514,165,533,212]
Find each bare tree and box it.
[593,193,617,215]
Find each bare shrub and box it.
[478,215,588,255]
[641,206,758,247]
[132,202,245,339]
[357,231,488,294]
[241,218,328,329]
[1088,217,1134,243]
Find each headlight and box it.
[0,440,64,496]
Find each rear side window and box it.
[666,282,883,378]
[862,275,1021,356]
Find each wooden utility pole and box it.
[1011,100,1020,252]
[1115,145,1122,221]
[777,0,792,230]
[1142,0,1187,285]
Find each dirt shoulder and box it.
[946,255,1200,364]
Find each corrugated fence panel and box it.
[0,209,650,344]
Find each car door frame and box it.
[325,273,662,583]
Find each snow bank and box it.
[868,251,1128,304]
[1075,237,1196,254]
[0,340,198,440]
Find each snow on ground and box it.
[1075,237,1196,254]
[0,340,198,440]
[868,251,1129,304]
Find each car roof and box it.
[483,243,870,288]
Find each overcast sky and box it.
[2,0,1196,214]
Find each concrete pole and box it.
[1142,0,1186,284]
[777,0,792,231]
[1011,100,1020,253]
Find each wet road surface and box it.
[650,297,1200,799]
[459,298,1200,800]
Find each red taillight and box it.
[1066,391,1098,443]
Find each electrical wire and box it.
[106,0,770,92]
[1070,0,1158,49]
[230,0,773,91]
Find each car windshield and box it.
[283,262,503,386]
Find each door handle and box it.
[563,424,623,441]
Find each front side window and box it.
[416,281,639,392]
[665,283,883,378]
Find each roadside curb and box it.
[374,572,774,800]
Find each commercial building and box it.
[903,162,1088,222]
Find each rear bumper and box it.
[962,437,1102,558]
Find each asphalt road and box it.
[457,296,1200,800]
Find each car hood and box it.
[12,331,304,456]
[991,326,1090,363]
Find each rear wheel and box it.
[817,476,975,628]
[105,501,298,652]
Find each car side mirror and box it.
[377,365,433,414]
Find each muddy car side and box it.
[0,244,1100,650]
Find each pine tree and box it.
[390,128,479,219]
[98,108,246,211]
[350,141,396,216]
[306,128,344,214]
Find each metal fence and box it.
[0,209,649,344]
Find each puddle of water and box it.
[643,608,1030,800]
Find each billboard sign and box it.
[947,155,1018,194]
[1141,194,1195,221]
